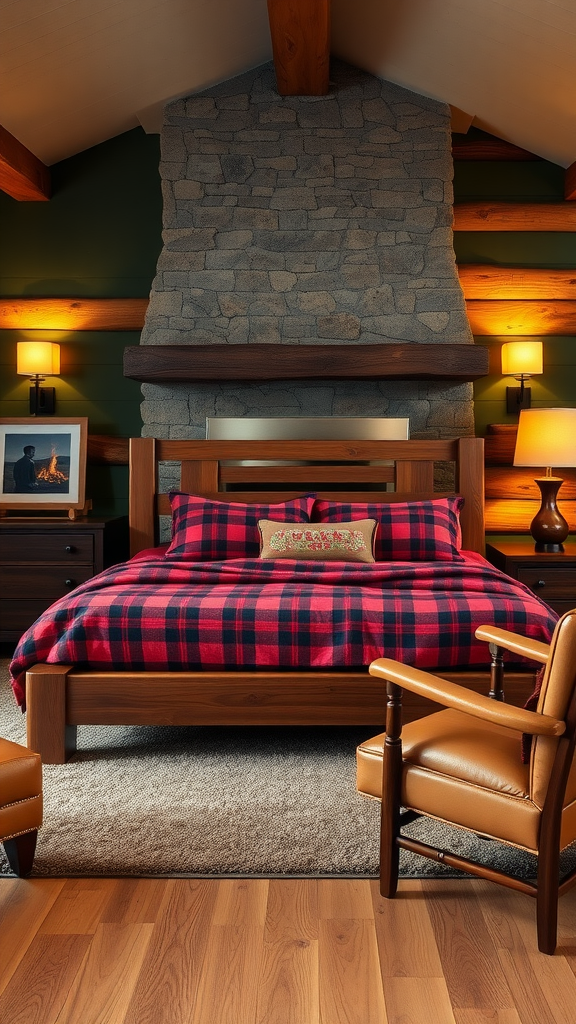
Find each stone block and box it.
[174,180,204,200]
[218,293,248,317]
[298,291,337,314]
[186,154,224,183]
[259,107,297,123]
[205,250,250,270]
[235,270,271,291]
[416,312,450,332]
[164,227,217,251]
[220,155,254,183]
[317,312,361,339]
[254,156,298,170]
[182,290,221,317]
[270,272,298,292]
[215,230,253,249]
[270,187,318,210]
[341,264,381,288]
[192,207,234,229]
[185,97,218,119]
[232,208,279,230]
[278,211,309,230]
[359,286,395,315]
[189,270,236,291]
[247,317,281,343]
[362,98,395,124]
[404,207,439,232]
[162,127,186,162]
[380,245,425,276]
[144,400,190,424]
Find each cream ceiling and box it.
[1,0,574,168]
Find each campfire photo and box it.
[0,418,87,512]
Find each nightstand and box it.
[0,516,128,642]
[485,538,576,617]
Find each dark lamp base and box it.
[530,477,569,549]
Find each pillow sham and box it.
[313,496,463,562]
[166,493,315,561]
[258,519,377,562]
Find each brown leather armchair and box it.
[357,609,576,955]
[0,738,42,876]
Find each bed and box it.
[9,436,559,763]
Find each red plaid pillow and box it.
[166,493,315,560]
[313,496,464,561]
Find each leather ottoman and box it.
[0,738,42,876]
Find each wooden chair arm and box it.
[475,625,550,664]
[368,658,565,737]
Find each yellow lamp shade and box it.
[514,408,576,468]
[16,341,60,377]
[501,341,543,376]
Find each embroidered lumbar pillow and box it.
[258,520,377,562]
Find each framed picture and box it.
[0,418,88,513]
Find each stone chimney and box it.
[139,60,474,439]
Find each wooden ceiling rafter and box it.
[0,124,50,201]
[266,0,330,96]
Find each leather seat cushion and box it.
[357,709,541,852]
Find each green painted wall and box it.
[0,128,162,515]
[452,148,576,436]
[1,125,575,513]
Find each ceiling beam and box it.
[0,125,50,201]
[267,0,330,96]
[0,297,148,330]
[452,136,541,161]
[454,202,576,230]
[466,299,576,335]
[458,266,576,299]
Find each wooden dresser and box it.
[0,516,128,642]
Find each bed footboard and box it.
[24,664,537,764]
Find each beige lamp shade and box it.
[501,341,543,376]
[514,408,576,468]
[16,341,60,377]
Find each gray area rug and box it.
[2,661,575,879]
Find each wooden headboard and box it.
[129,436,485,556]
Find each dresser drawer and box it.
[0,533,94,563]
[0,564,95,601]
[0,599,58,637]
[516,567,576,602]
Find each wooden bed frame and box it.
[24,436,535,763]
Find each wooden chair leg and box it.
[3,831,37,877]
[380,682,403,899]
[536,843,560,955]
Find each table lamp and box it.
[513,408,576,550]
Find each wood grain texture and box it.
[485,498,576,533]
[452,136,541,162]
[256,880,319,1024]
[267,0,330,96]
[458,265,576,299]
[4,878,576,1020]
[87,435,129,465]
[454,202,576,231]
[123,342,489,382]
[466,299,576,335]
[486,466,576,501]
[0,124,50,201]
[0,297,147,330]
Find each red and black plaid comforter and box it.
[9,552,558,708]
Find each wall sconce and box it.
[16,341,61,415]
[513,407,576,550]
[502,341,543,414]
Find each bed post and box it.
[129,437,156,555]
[457,437,485,554]
[26,664,76,764]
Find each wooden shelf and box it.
[123,342,489,383]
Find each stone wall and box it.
[140,60,474,439]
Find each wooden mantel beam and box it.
[0,124,50,201]
[267,0,330,96]
[123,343,488,383]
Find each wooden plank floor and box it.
[1,876,576,1023]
